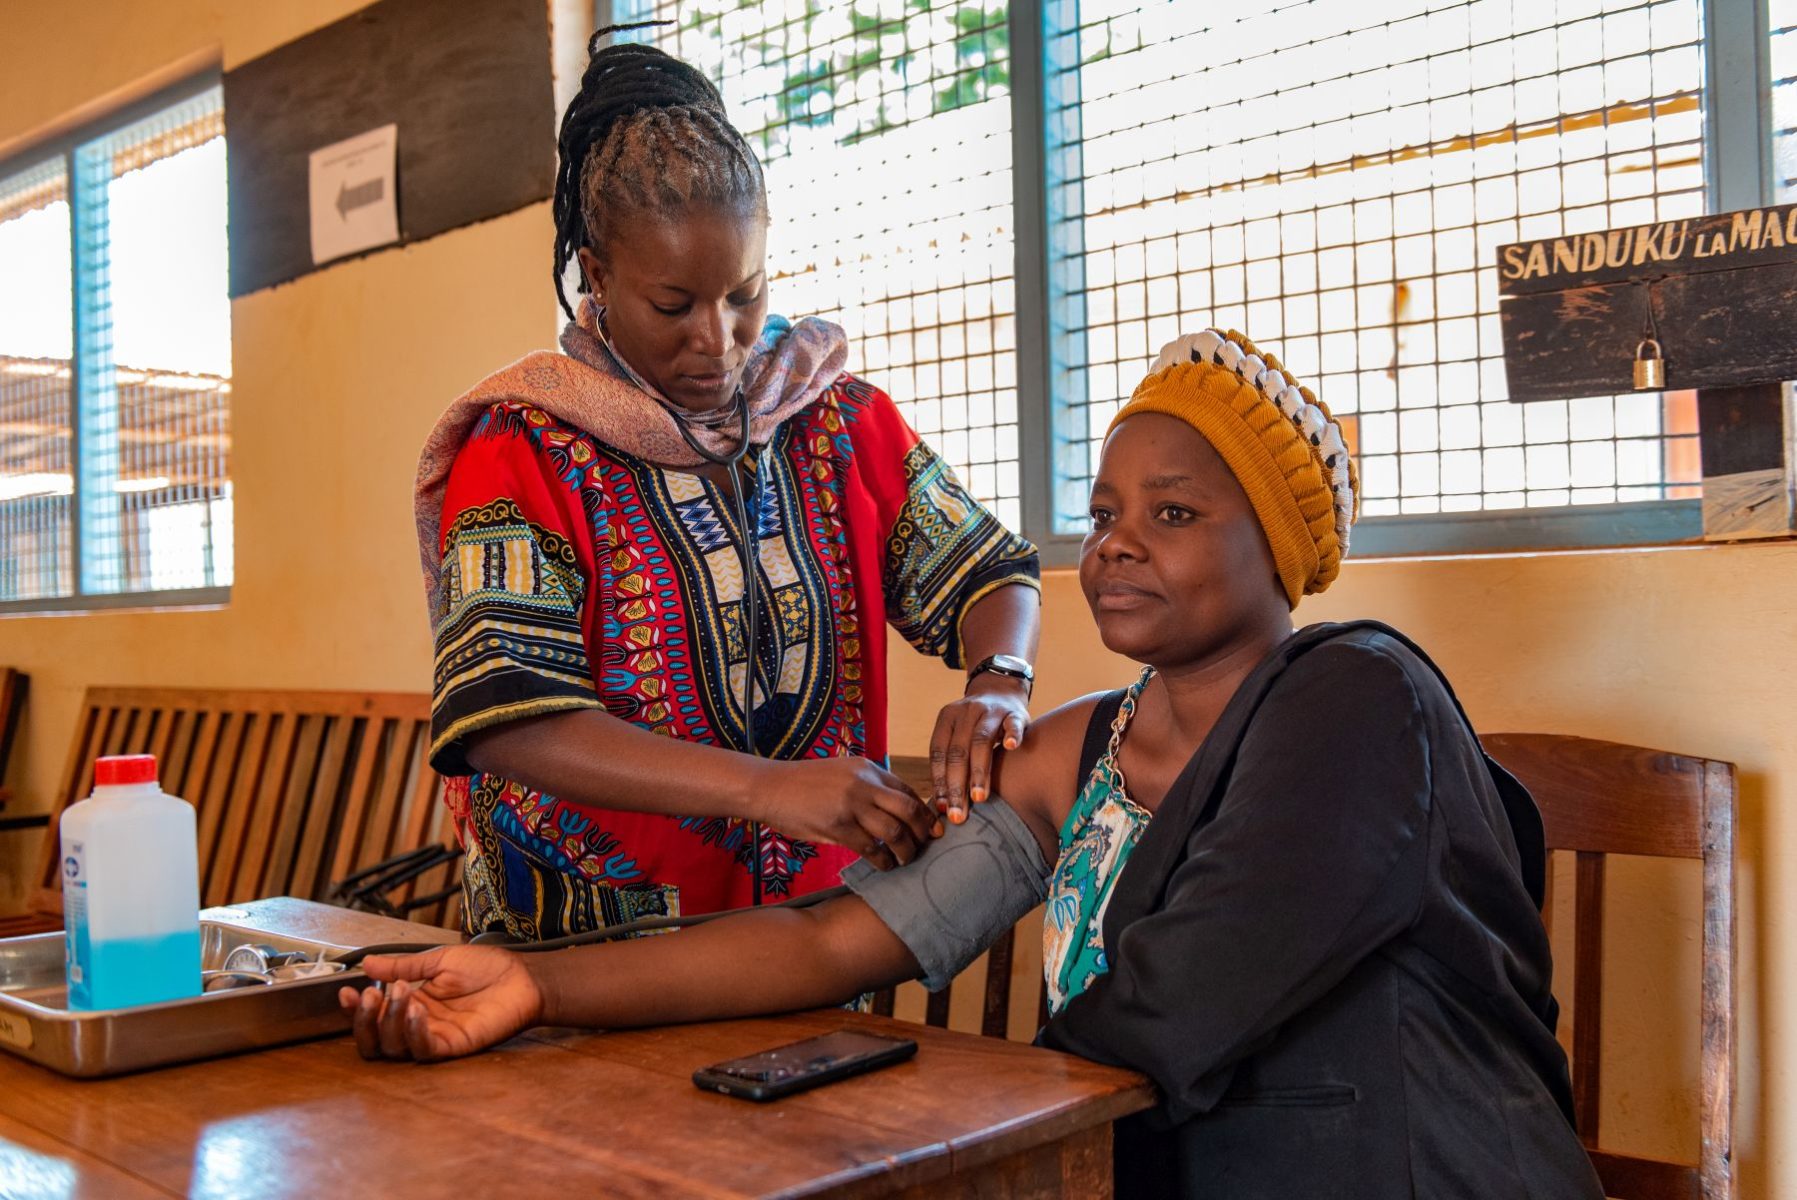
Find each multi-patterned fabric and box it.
[430,375,1039,940]
[1043,667,1156,1015]
[434,501,595,738]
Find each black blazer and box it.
[1041,622,1602,1199]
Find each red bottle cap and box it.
[95,755,158,786]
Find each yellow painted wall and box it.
[1,3,1792,1196]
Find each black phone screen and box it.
[694,1030,918,1099]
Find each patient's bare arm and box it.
[343,896,918,1060]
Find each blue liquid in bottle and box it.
[68,928,202,1010]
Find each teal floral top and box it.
[1043,667,1155,1015]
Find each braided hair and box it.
[552,23,768,321]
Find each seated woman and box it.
[347,330,1602,1199]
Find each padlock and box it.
[1633,338,1665,390]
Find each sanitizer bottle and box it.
[61,754,202,1009]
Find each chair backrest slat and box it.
[1699,762,1737,1200]
[397,720,440,854]
[329,718,388,884]
[287,715,355,901]
[361,719,416,867]
[161,710,200,797]
[195,713,247,898]
[100,706,135,757]
[146,707,179,773]
[981,926,1016,1040]
[924,983,952,1028]
[1571,850,1607,1145]
[397,720,458,925]
[258,711,325,898]
[209,712,277,908]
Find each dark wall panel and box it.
[224,0,554,296]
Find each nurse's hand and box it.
[930,675,1031,824]
[339,946,542,1062]
[754,757,940,871]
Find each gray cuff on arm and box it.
[841,798,1050,991]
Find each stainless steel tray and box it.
[0,897,461,1078]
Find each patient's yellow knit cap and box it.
[1109,330,1358,608]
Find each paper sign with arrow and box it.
[308,123,399,267]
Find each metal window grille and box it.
[1045,0,1705,532]
[612,1,1023,530]
[0,160,73,601]
[0,81,230,609]
[1776,0,1796,199]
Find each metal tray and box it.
[0,897,461,1078]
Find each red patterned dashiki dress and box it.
[429,376,1039,939]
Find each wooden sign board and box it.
[223,0,555,296]
[1497,206,1797,542]
[1498,204,1797,402]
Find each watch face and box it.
[986,655,1034,679]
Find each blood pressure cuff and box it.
[840,799,1050,991]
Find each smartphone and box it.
[692,1029,919,1101]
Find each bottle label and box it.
[63,839,91,1010]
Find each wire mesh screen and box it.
[1052,0,1705,531]
[1776,0,1796,200]
[0,83,230,605]
[76,86,232,595]
[0,160,73,600]
[614,2,1022,529]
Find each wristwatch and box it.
[967,653,1035,696]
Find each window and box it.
[0,77,231,610]
[1777,0,1796,200]
[615,1,1023,530]
[1050,0,1705,537]
[613,5,1782,554]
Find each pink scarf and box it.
[414,297,848,615]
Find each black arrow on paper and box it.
[336,177,384,219]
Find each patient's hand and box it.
[338,946,543,1061]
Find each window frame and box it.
[1016,0,1778,567]
[603,0,1779,566]
[0,69,229,615]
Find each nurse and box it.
[414,29,1041,939]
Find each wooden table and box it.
[0,1009,1153,1198]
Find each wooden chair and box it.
[871,754,1049,1040]
[0,686,461,939]
[1485,733,1736,1200]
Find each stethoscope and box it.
[600,315,771,904]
